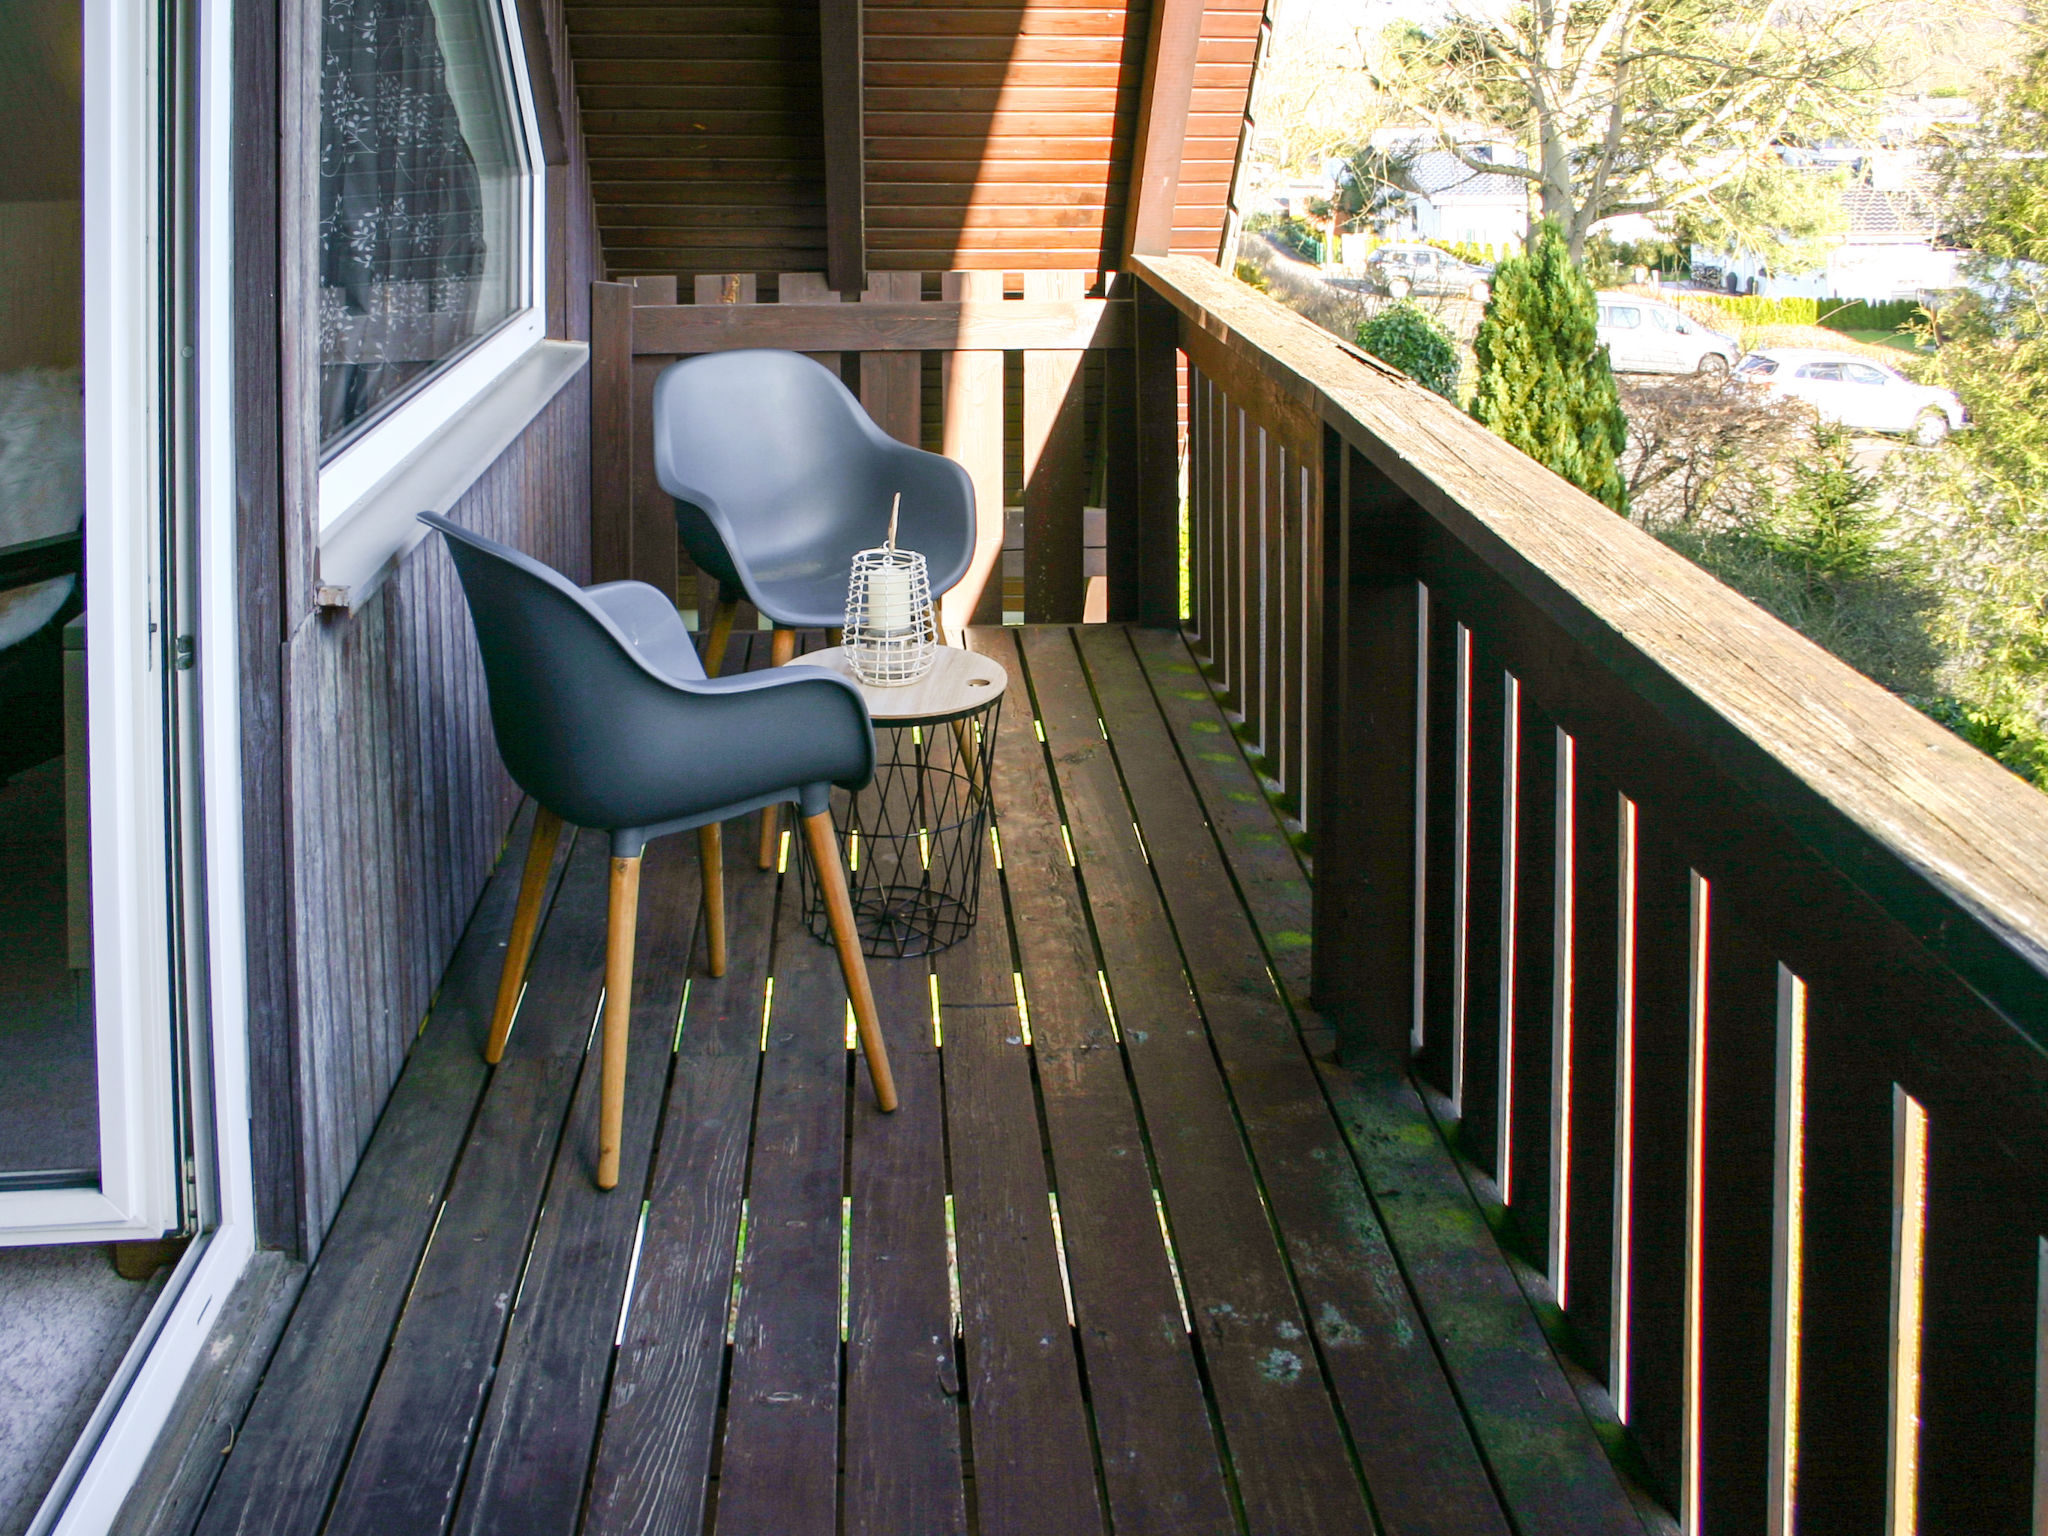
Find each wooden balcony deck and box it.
[191,625,1653,1536]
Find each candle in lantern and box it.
[867,558,915,632]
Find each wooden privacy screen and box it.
[590,270,1136,628]
[1140,250,2048,1534]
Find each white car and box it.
[1733,349,1965,445]
[1595,294,1741,375]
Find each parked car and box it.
[1595,294,1741,375]
[1364,243,1493,302]
[1733,348,1965,445]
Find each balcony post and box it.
[1313,433,1421,1063]
[1108,276,1183,625]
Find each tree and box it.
[1332,145,1416,236]
[1254,17,1395,174]
[1471,221,1628,509]
[1900,39,2048,783]
[1357,302,1461,401]
[1619,372,1803,524]
[1369,0,1887,258]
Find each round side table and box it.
[794,645,1008,957]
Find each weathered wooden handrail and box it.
[1130,251,2048,1533]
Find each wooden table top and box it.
[798,644,1009,723]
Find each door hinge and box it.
[173,635,196,671]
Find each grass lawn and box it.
[1836,327,1929,354]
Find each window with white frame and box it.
[316,0,544,522]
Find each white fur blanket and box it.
[0,367,85,650]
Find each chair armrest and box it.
[583,580,705,682]
[0,531,84,590]
[875,443,976,599]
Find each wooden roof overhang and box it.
[560,0,1270,287]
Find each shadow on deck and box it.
[192,625,1659,1536]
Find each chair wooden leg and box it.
[758,627,799,869]
[698,823,726,977]
[486,807,563,1064]
[803,811,897,1112]
[598,854,642,1190]
[701,599,738,676]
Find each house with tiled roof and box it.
[1392,147,1532,251]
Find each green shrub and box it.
[1266,217,1323,263]
[1422,236,1492,267]
[1471,220,1628,510]
[1356,302,1461,401]
[1816,298,1922,334]
[1233,259,1270,293]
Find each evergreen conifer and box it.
[1470,220,1628,511]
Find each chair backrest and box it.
[653,349,933,581]
[422,513,706,830]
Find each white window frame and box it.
[314,0,551,530]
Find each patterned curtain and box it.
[319,0,487,444]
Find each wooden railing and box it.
[1134,251,2048,1534]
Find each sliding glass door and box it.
[0,0,191,1243]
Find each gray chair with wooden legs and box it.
[422,512,898,1190]
[651,348,975,868]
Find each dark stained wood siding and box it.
[281,388,590,1241]
[567,0,829,280]
[240,0,603,1255]
[562,0,1262,284]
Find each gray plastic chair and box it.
[654,347,977,871]
[652,347,975,670]
[422,512,899,1189]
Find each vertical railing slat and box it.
[1022,270,1090,624]
[1562,761,1622,1375]
[1417,589,1460,1094]
[1261,424,1285,775]
[1619,818,1696,1503]
[1505,695,1558,1246]
[1916,1120,2043,1530]
[1793,985,1895,1536]
[1310,441,1419,1057]
[1458,636,1508,1174]
[1696,902,1783,1533]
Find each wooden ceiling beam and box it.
[820,0,867,292]
[1121,0,1203,261]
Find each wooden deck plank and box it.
[191,803,572,1536]
[1322,1061,1647,1536]
[843,956,968,1536]
[321,833,613,1536]
[448,843,704,1536]
[1079,624,1511,1536]
[708,865,847,1536]
[1127,629,1312,1009]
[985,629,1237,1536]
[936,632,1106,1536]
[1022,626,1372,1536]
[581,828,778,1536]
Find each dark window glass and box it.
[319,0,526,448]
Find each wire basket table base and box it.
[798,699,1000,958]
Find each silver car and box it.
[1733,349,1965,445]
[1595,295,1741,375]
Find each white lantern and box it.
[845,496,937,686]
